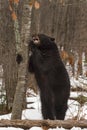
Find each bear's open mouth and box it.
[32,35,40,45]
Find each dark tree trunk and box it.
[0,0,17,111]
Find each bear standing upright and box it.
[28,34,70,120]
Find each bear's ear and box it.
[50,37,55,41]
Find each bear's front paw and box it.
[29,42,37,51]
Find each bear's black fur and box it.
[28,34,70,120]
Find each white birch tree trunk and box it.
[11,0,32,119]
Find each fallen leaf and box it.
[34,1,40,9]
[9,5,13,11]
[14,0,19,4]
[12,12,17,20]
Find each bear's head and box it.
[31,34,55,48]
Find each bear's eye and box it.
[33,38,38,41]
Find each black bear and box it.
[28,34,70,120]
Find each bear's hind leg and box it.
[40,92,55,120]
[55,103,67,120]
[41,102,54,120]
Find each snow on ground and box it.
[0,128,23,130]
[0,77,87,129]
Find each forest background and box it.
[0,0,87,129]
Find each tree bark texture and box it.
[0,119,87,129]
[0,0,17,110]
[11,0,32,119]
